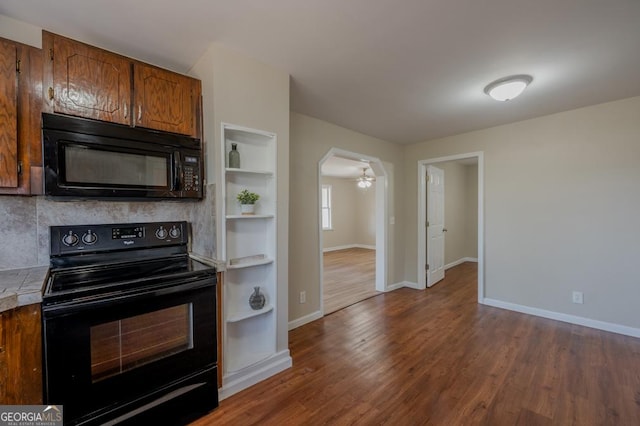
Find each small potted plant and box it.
[237,189,260,215]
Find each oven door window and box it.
[90,304,193,382]
[63,144,169,188]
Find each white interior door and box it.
[426,165,445,286]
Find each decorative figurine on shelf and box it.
[237,189,260,215]
[249,286,266,310]
[229,143,240,168]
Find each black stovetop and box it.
[44,221,216,306]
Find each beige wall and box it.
[441,162,465,265]
[290,112,404,322]
[191,44,291,352]
[355,181,376,247]
[321,177,375,249]
[404,96,640,329]
[465,164,479,258]
[437,162,477,265]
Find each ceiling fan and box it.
[356,167,375,188]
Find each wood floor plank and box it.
[192,262,640,425]
[323,248,380,314]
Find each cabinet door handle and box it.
[138,105,142,121]
[48,87,54,100]
[123,103,128,119]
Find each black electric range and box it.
[42,221,218,426]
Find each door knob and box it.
[443,228,448,232]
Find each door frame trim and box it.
[318,148,389,315]
[417,152,484,302]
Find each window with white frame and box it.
[321,184,332,230]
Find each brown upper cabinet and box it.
[134,63,200,137]
[0,37,43,195]
[45,32,132,126]
[43,32,202,138]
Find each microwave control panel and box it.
[182,155,201,194]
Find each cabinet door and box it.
[0,39,18,188]
[134,63,198,137]
[1,304,42,404]
[49,33,131,125]
[0,38,43,195]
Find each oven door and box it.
[42,278,217,425]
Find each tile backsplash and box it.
[0,184,216,271]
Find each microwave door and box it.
[60,144,171,192]
[42,114,203,199]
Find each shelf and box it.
[226,305,274,323]
[226,167,273,176]
[221,122,279,383]
[227,258,274,269]
[226,214,274,220]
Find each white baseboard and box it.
[220,350,292,400]
[445,257,478,270]
[482,298,640,339]
[288,281,415,329]
[288,310,323,330]
[385,281,408,292]
[323,244,376,252]
[401,281,421,290]
[323,244,353,252]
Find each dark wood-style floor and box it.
[323,248,380,314]
[192,262,640,425]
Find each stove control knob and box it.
[169,226,181,239]
[155,227,168,239]
[62,231,79,247]
[82,230,98,245]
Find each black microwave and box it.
[42,113,203,199]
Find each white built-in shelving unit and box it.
[219,123,279,383]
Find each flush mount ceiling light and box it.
[484,75,533,101]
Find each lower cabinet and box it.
[0,303,43,404]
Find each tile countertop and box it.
[0,266,49,313]
[189,253,226,271]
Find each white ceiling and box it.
[321,157,371,178]
[2,0,640,144]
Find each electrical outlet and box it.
[572,291,584,304]
[299,291,306,304]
